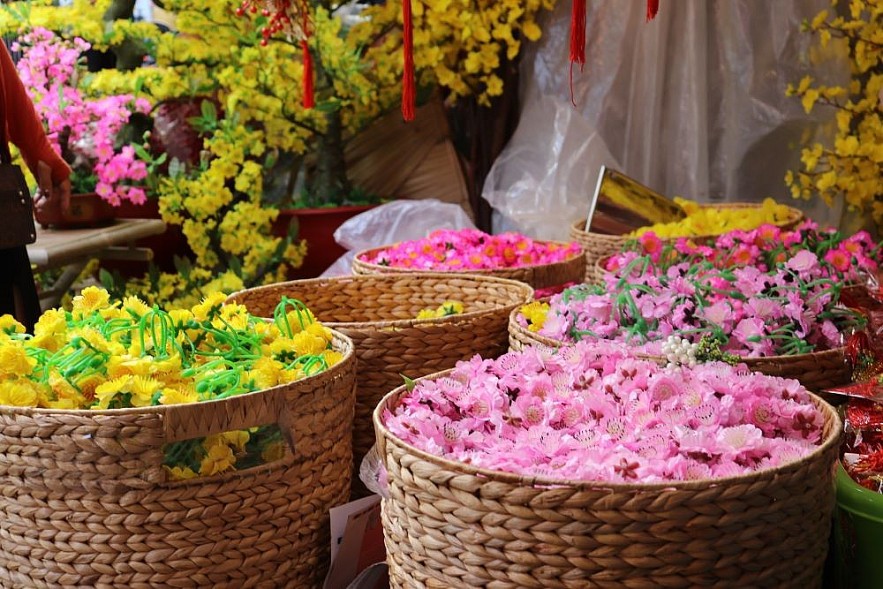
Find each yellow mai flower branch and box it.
[1,0,558,307]
[786,1,883,230]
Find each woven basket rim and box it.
[352,239,585,273]
[0,329,356,418]
[374,367,842,493]
[228,272,534,330]
[571,202,805,239]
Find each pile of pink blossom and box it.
[360,229,582,271]
[607,222,879,282]
[526,248,862,357]
[384,342,825,483]
[13,28,151,206]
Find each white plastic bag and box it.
[321,199,477,276]
[483,0,848,240]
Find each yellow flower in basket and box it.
[520,301,551,333]
[0,290,342,481]
[631,197,796,238]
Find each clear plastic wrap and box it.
[484,0,848,240]
[321,199,476,277]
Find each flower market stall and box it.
[5,0,883,587]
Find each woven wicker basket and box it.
[0,332,356,589]
[227,273,533,497]
[374,373,841,589]
[351,241,585,291]
[508,308,850,391]
[571,203,805,283]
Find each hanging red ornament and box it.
[301,39,314,109]
[647,0,659,22]
[569,0,586,69]
[401,0,416,121]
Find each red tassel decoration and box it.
[301,39,315,109]
[647,0,659,22]
[401,0,416,122]
[569,0,586,69]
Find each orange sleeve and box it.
[0,42,71,185]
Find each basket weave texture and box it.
[351,241,585,291]
[227,273,533,497]
[374,373,841,589]
[0,332,356,589]
[508,309,850,391]
[571,203,805,283]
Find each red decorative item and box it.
[401,0,416,122]
[569,0,586,70]
[237,0,315,108]
[647,0,659,22]
[301,39,314,109]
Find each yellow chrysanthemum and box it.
[0,345,36,378]
[199,441,236,476]
[192,292,228,322]
[165,465,198,481]
[290,331,327,356]
[159,386,199,406]
[0,315,25,334]
[71,286,112,319]
[0,381,38,407]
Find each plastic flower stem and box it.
[273,296,312,338]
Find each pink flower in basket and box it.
[384,342,825,484]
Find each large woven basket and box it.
[374,373,841,588]
[571,203,805,282]
[227,273,533,497]
[0,332,356,589]
[508,308,850,391]
[351,241,585,291]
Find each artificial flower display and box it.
[359,229,582,271]
[0,287,342,479]
[384,342,825,483]
[13,28,151,205]
[610,222,879,282]
[631,197,797,238]
[520,248,863,357]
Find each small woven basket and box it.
[571,203,805,283]
[227,273,533,497]
[508,308,850,391]
[0,332,356,589]
[351,241,585,291]
[374,373,841,589]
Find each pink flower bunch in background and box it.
[608,221,879,282]
[384,342,824,483]
[526,248,862,357]
[13,28,151,205]
[362,229,582,270]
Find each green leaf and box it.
[173,255,192,281]
[133,144,151,161]
[200,100,217,123]
[99,269,114,291]
[400,374,417,391]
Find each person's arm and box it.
[0,41,70,185]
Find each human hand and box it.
[34,160,71,214]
